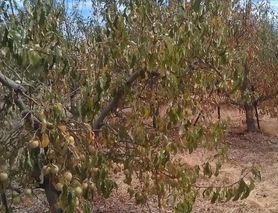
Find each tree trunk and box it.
[241,60,257,132]
[0,187,9,213]
[254,101,261,130]
[44,178,62,213]
[244,103,256,132]
[217,105,221,120]
[31,153,61,213]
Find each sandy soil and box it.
[15,106,278,213]
[193,132,278,213]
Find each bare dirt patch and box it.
[193,132,278,213]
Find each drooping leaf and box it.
[41,133,50,148]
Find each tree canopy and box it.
[0,0,275,212]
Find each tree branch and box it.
[0,72,42,128]
[0,72,26,93]
[93,71,143,131]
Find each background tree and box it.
[215,0,278,132]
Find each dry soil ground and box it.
[16,106,278,213]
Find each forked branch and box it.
[93,70,143,131]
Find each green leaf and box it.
[23,150,33,170]
[28,51,41,65]
[130,54,137,68]
[214,162,221,177]
[251,167,261,181]
[124,169,132,185]
[100,179,115,198]
[225,188,235,202]
[59,185,69,208]
[192,0,202,12]
[202,187,213,198]
[135,191,146,204]
[249,178,255,191]
[211,191,219,204]
[232,179,246,201]
[127,187,134,198]
[175,200,193,213]
[159,150,170,166]
[241,186,250,200]
[203,162,213,178]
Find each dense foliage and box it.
[0,0,275,212]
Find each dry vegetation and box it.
[14,106,278,213]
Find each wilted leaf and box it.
[41,133,50,148]
[211,191,219,203]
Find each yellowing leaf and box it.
[41,118,47,132]
[88,133,94,143]
[41,133,50,148]
[66,136,75,145]
[58,125,67,133]
[39,111,47,132]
